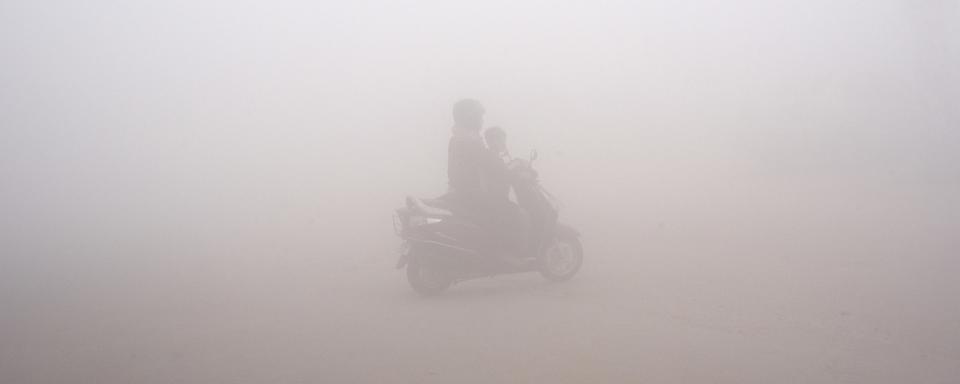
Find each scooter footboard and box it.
[407,240,500,273]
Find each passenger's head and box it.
[484,126,507,152]
[452,99,485,130]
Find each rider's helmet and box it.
[452,99,485,129]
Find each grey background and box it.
[2,1,958,383]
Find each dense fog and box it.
[2,1,958,382]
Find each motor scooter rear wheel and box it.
[538,235,583,282]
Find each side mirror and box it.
[530,149,538,161]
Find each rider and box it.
[484,126,512,163]
[447,99,527,258]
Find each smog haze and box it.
[2,1,958,383]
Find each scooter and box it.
[393,151,583,295]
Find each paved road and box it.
[3,237,958,383]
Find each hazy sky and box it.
[3,1,957,253]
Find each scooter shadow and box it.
[413,274,581,301]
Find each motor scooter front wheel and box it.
[538,235,583,282]
[406,258,452,296]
